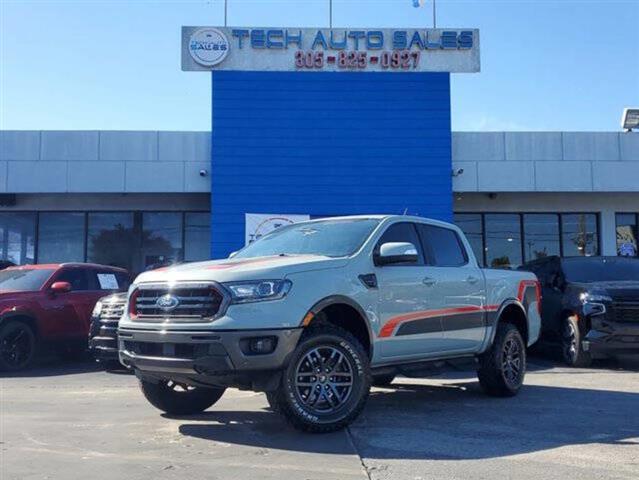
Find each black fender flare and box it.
[482,298,528,351]
[304,295,374,358]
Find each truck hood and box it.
[0,291,38,310]
[569,281,639,301]
[134,255,349,284]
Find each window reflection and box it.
[38,213,85,263]
[453,213,483,266]
[0,213,36,265]
[561,214,598,257]
[485,214,522,269]
[523,214,560,262]
[87,213,137,272]
[615,213,637,257]
[142,213,183,270]
[185,213,211,262]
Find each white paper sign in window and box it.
[97,273,119,290]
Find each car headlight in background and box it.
[92,301,103,317]
[579,292,612,304]
[224,280,292,304]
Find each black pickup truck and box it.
[520,256,639,367]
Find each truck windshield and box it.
[562,257,639,283]
[234,219,381,259]
[0,268,55,291]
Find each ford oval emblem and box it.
[156,294,180,311]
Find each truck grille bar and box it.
[131,282,228,322]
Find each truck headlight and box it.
[579,292,612,304]
[224,280,292,304]
[92,301,103,317]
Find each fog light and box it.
[248,336,277,355]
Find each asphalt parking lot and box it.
[2,357,638,480]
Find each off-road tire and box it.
[139,379,225,415]
[478,322,526,397]
[272,321,371,433]
[372,373,396,387]
[0,321,36,372]
[561,315,592,368]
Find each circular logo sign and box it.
[188,28,229,67]
[156,294,180,312]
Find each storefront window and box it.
[38,213,85,263]
[87,212,137,272]
[141,212,183,270]
[523,214,560,262]
[561,214,598,257]
[485,214,522,268]
[454,213,484,266]
[615,213,637,257]
[185,213,210,262]
[0,213,36,265]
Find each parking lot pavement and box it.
[2,359,638,480]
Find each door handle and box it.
[466,276,480,284]
[422,277,437,286]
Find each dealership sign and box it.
[182,27,480,73]
[245,213,310,245]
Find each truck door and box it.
[374,222,447,360]
[416,223,487,354]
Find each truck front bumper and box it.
[584,321,639,358]
[118,327,303,382]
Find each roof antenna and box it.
[402,208,408,215]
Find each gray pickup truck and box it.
[119,215,541,432]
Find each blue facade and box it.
[211,71,452,258]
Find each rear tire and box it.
[272,322,371,433]
[139,379,225,415]
[0,321,36,372]
[561,315,592,368]
[478,322,526,397]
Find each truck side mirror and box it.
[50,281,72,294]
[375,242,419,266]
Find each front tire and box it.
[139,379,225,415]
[478,322,526,397]
[561,315,592,368]
[0,321,36,372]
[272,322,371,433]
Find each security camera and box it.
[452,168,464,177]
[199,169,208,177]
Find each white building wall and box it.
[2,130,638,194]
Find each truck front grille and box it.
[611,302,639,324]
[132,283,227,322]
[100,300,126,323]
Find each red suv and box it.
[0,263,129,371]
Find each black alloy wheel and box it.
[0,321,36,371]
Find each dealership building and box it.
[1,27,638,273]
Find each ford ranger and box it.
[118,215,541,432]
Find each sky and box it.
[1,0,638,132]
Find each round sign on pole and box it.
[188,28,229,67]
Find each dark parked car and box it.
[0,263,129,371]
[88,292,127,366]
[520,256,639,366]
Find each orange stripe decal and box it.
[379,305,498,338]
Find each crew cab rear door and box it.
[374,222,447,360]
[415,223,487,354]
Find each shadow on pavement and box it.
[178,380,639,460]
[0,358,103,378]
